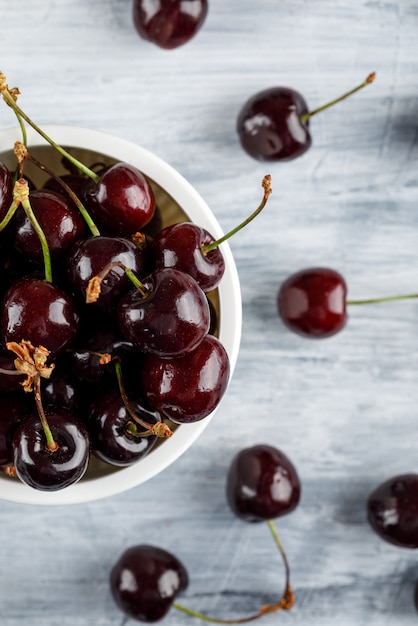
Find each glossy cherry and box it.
[226,444,301,522]
[13,188,86,261]
[150,223,225,292]
[237,73,375,161]
[237,87,311,162]
[132,0,208,49]
[367,473,418,548]
[67,235,146,314]
[1,277,80,355]
[81,162,155,236]
[110,544,188,622]
[141,334,229,423]
[277,267,347,338]
[13,411,91,491]
[118,268,210,357]
[88,389,161,466]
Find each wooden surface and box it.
[1,1,418,624]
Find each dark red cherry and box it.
[141,334,230,423]
[0,160,13,221]
[226,444,301,522]
[367,474,418,548]
[0,392,29,466]
[237,87,311,162]
[133,0,208,49]
[277,267,347,338]
[67,236,146,313]
[1,277,79,355]
[150,222,225,292]
[110,544,188,622]
[13,411,90,491]
[81,163,155,236]
[88,390,160,466]
[13,188,86,261]
[118,268,210,357]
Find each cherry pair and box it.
[110,443,300,623]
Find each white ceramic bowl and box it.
[0,125,242,505]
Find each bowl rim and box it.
[0,124,242,505]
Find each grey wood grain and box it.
[1,0,418,624]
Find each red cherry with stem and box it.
[88,389,161,467]
[150,175,272,292]
[367,474,418,548]
[237,73,376,161]
[132,0,208,50]
[110,544,189,622]
[81,162,155,236]
[1,277,79,355]
[278,267,418,338]
[13,188,86,262]
[226,444,301,523]
[140,334,230,423]
[277,267,348,338]
[118,267,211,357]
[67,235,146,314]
[13,410,91,491]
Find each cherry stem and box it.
[347,292,418,306]
[21,145,101,237]
[86,261,148,304]
[0,78,100,183]
[12,178,52,283]
[201,175,272,255]
[113,358,172,438]
[300,72,376,123]
[33,376,58,452]
[173,519,294,624]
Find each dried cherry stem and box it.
[86,261,149,304]
[113,358,172,438]
[19,143,101,237]
[300,72,376,123]
[12,177,52,282]
[347,292,418,306]
[173,519,294,624]
[202,175,272,255]
[0,72,99,183]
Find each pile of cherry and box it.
[0,86,237,494]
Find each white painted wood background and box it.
[1,1,418,624]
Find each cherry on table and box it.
[367,473,418,548]
[226,444,301,522]
[132,0,208,49]
[237,73,375,161]
[277,267,348,338]
[110,544,188,622]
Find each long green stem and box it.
[20,195,52,283]
[202,176,272,255]
[1,87,99,183]
[347,293,418,306]
[300,72,376,123]
[173,519,294,624]
[34,376,58,452]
